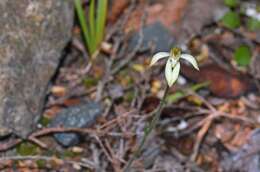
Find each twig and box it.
[190,115,213,162]
[94,135,113,162]
[0,155,94,170]
[96,10,146,102]
[105,0,137,41]
[104,139,123,172]
[111,12,146,75]
[0,110,139,152]
[28,136,47,149]
[188,95,256,162]
[72,37,89,59]
[30,127,99,138]
[0,138,22,152]
[99,110,137,130]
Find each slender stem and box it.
[123,85,169,172]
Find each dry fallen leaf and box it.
[181,64,255,98]
[51,86,66,97]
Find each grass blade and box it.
[96,0,107,46]
[74,0,95,54]
[89,0,96,50]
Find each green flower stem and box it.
[123,84,169,172]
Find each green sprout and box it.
[74,0,108,58]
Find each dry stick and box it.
[28,136,47,149]
[30,127,99,138]
[0,111,136,152]
[190,115,213,162]
[111,13,146,76]
[0,155,94,170]
[123,85,169,172]
[0,138,22,152]
[188,91,216,163]
[188,90,256,162]
[105,0,137,41]
[94,135,113,162]
[96,11,145,102]
[95,0,138,102]
[49,1,139,105]
[104,139,123,172]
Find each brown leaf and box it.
[181,64,255,98]
[63,98,81,106]
[141,96,160,113]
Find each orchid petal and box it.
[165,59,180,87]
[150,52,169,66]
[180,54,199,70]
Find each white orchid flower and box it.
[150,47,199,87]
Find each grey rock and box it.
[173,0,225,45]
[49,102,103,147]
[128,21,174,52]
[0,0,74,138]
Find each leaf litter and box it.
[1,0,260,171]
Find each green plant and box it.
[224,0,238,8]
[123,48,199,171]
[234,45,251,66]
[221,11,240,29]
[74,0,108,57]
[247,17,260,31]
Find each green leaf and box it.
[39,115,51,127]
[234,45,251,66]
[62,150,78,158]
[74,0,108,57]
[191,81,210,91]
[17,142,38,156]
[224,0,238,8]
[89,0,96,48]
[74,0,95,55]
[221,11,240,29]
[247,17,260,31]
[96,0,107,46]
[83,76,98,88]
[36,160,47,169]
[257,5,260,13]
[125,90,135,102]
[166,91,185,104]
[166,82,209,104]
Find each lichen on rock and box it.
[0,0,74,138]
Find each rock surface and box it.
[0,0,74,138]
[49,102,103,147]
[128,21,174,52]
[173,0,226,45]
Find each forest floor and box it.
[0,0,260,171]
